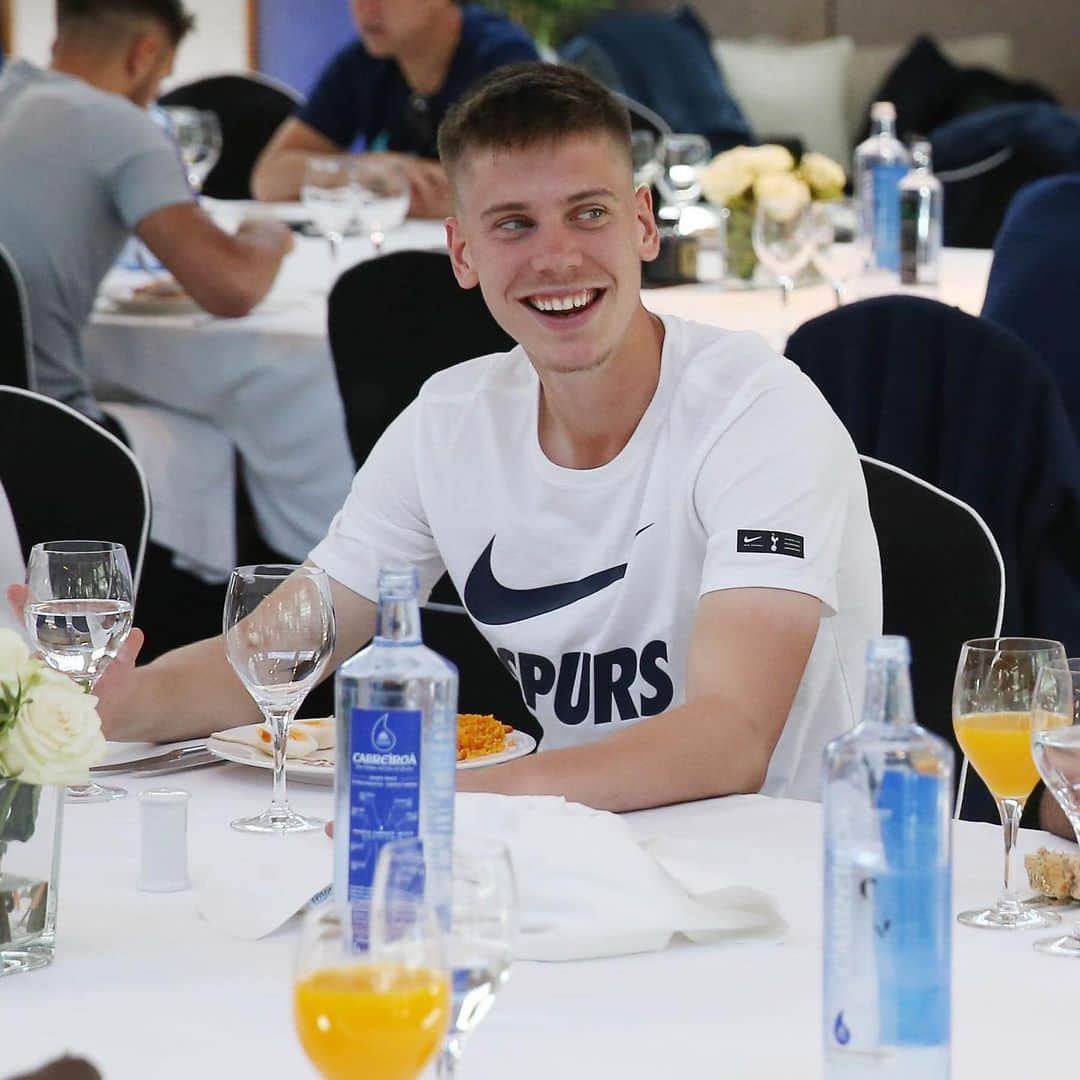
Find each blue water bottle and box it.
[823,636,952,1078]
[333,566,458,934]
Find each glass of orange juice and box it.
[953,637,1068,929]
[294,900,450,1080]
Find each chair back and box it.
[786,294,1080,659]
[0,241,33,388]
[0,388,150,591]
[860,455,1004,819]
[158,73,302,200]
[982,174,1080,423]
[327,251,513,469]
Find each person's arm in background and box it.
[137,204,293,317]
[1038,786,1076,841]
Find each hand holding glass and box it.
[223,564,335,833]
[952,637,1067,929]
[24,540,134,803]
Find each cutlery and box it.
[89,744,210,776]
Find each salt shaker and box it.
[137,788,191,892]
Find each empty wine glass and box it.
[809,197,870,306]
[294,900,449,1080]
[162,106,222,193]
[351,160,411,256]
[223,564,335,833]
[1031,658,1080,956]
[752,198,815,312]
[24,540,134,803]
[302,157,356,270]
[375,836,517,1079]
[656,134,709,216]
[630,131,662,190]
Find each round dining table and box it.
[4,748,1074,1080]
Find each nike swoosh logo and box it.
[463,536,627,625]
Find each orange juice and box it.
[295,964,449,1080]
[954,711,1069,800]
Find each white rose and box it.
[799,152,846,198]
[753,172,812,223]
[744,144,795,176]
[700,157,754,205]
[0,676,106,785]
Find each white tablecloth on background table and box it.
[4,759,1076,1080]
[86,222,992,577]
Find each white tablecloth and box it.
[4,758,1076,1079]
[86,222,991,578]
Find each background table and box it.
[4,757,1074,1080]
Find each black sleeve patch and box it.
[737,530,805,558]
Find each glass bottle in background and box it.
[823,636,952,1080]
[333,566,458,941]
[853,102,911,273]
[899,141,944,286]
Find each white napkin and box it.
[211,718,334,760]
[195,793,786,958]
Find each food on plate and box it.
[1025,846,1080,900]
[457,713,513,761]
[133,277,190,301]
[211,722,321,759]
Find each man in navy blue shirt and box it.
[252,0,536,217]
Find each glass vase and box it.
[0,779,63,976]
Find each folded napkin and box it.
[211,718,334,760]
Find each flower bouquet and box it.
[0,630,105,975]
[700,145,846,281]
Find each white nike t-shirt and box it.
[310,315,882,800]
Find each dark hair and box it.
[438,62,631,175]
[57,0,195,45]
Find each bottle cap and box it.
[137,788,191,893]
[910,141,933,169]
[870,101,897,121]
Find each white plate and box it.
[206,728,537,786]
[102,284,202,316]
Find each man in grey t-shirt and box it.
[0,0,293,421]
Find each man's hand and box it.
[8,585,145,739]
[398,158,453,219]
[235,217,295,256]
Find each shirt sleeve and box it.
[295,43,369,149]
[694,367,858,616]
[308,400,445,605]
[86,103,192,227]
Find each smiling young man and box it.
[71,64,882,811]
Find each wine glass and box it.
[656,134,709,217]
[162,106,223,193]
[351,160,411,256]
[223,564,335,833]
[952,637,1067,929]
[294,900,449,1080]
[630,131,662,190]
[302,157,356,271]
[1031,658,1080,955]
[24,540,134,804]
[809,197,869,306]
[752,198,815,312]
[375,836,517,1079]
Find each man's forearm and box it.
[456,695,775,812]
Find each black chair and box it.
[327,251,536,738]
[0,388,149,592]
[0,241,33,389]
[860,455,1004,821]
[785,295,1080,660]
[158,73,302,200]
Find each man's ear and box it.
[446,217,479,289]
[125,30,162,80]
[636,183,661,264]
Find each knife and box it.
[89,744,213,776]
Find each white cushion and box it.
[712,36,855,168]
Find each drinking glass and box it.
[952,637,1067,929]
[302,157,356,269]
[1031,658,1080,955]
[162,106,222,193]
[294,900,449,1080]
[223,564,335,833]
[630,131,662,190]
[375,837,517,1079]
[752,198,815,312]
[351,160,411,256]
[24,540,134,803]
[809,197,869,306]
[656,134,709,215]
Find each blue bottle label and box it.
[872,164,908,271]
[345,707,423,902]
